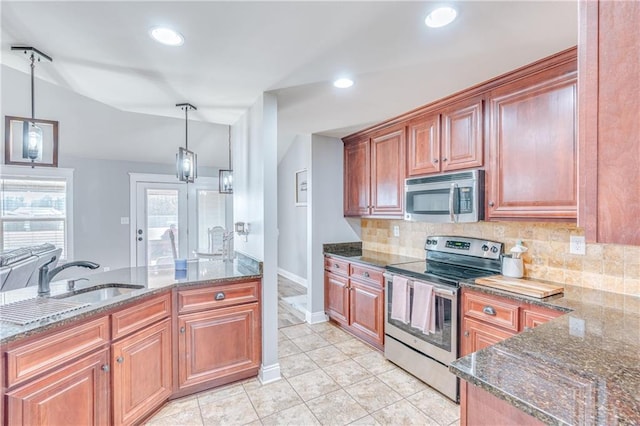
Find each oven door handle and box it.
[384,273,456,297]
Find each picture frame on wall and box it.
[4,116,59,167]
[295,169,308,206]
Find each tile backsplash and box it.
[361,219,640,297]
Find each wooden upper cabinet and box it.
[406,97,483,177]
[487,55,578,221]
[407,113,441,176]
[343,126,405,218]
[579,0,640,245]
[370,127,405,216]
[441,97,484,172]
[343,137,370,216]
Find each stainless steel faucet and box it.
[38,256,100,296]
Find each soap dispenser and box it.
[502,240,527,278]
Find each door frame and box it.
[128,173,218,267]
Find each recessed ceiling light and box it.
[425,6,458,28]
[334,78,354,89]
[150,27,184,46]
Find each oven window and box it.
[387,282,452,352]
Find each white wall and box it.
[277,135,310,283]
[307,134,360,322]
[232,93,280,384]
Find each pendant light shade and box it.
[176,103,197,183]
[219,125,233,194]
[11,46,52,167]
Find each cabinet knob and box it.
[180,326,186,334]
[488,201,495,207]
[215,292,226,301]
[101,364,110,372]
[334,263,340,268]
[116,356,124,364]
[442,158,448,162]
[433,159,439,164]
[363,271,370,278]
[464,331,469,337]
[482,306,497,316]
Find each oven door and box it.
[384,273,458,364]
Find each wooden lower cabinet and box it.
[324,256,385,350]
[324,272,349,326]
[6,349,110,425]
[112,318,172,426]
[460,381,544,426]
[178,302,261,391]
[349,280,384,346]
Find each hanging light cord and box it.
[228,126,232,169]
[184,105,189,151]
[30,53,36,122]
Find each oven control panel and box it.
[425,236,503,260]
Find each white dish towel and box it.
[411,281,436,334]
[391,275,411,324]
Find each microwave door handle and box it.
[449,183,458,222]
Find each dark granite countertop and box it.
[450,279,640,425]
[323,242,423,268]
[0,256,261,345]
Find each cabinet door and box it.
[488,66,577,220]
[521,305,563,331]
[441,97,483,172]
[579,1,640,245]
[343,138,370,216]
[370,127,405,216]
[112,318,172,426]
[324,272,349,326]
[6,349,110,426]
[178,303,260,390]
[460,317,515,357]
[349,280,384,348]
[407,113,441,176]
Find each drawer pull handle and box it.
[215,292,226,301]
[116,356,124,364]
[482,306,496,316]
[363,271,370,278]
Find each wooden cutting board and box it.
[474,275,564,298]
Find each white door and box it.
[131,175,229,268]
[135,182,188,267]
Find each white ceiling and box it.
[1,1,578,162]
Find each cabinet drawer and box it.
[6,316,110,388]
[324,257,349,277]
[178,280,260,314]
[111,292,172,340]
[349,263,384,288]
[463,291,520,332]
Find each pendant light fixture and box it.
[219,125,233,194]
[176,103,197,183]
[11,46,52,167]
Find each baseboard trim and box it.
[277,268,308,288]
[306,310,329,324]
[258,363,281,384]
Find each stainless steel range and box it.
[384,236,503,402]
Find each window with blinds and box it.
[1,178,68,259]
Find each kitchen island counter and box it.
[0,255,262,344]
[451,280,640,425]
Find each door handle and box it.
[449,183,458,223]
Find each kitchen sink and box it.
[53,283,145,304]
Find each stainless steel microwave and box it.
[404,170,484,223]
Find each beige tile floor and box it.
[146,277,460,426]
